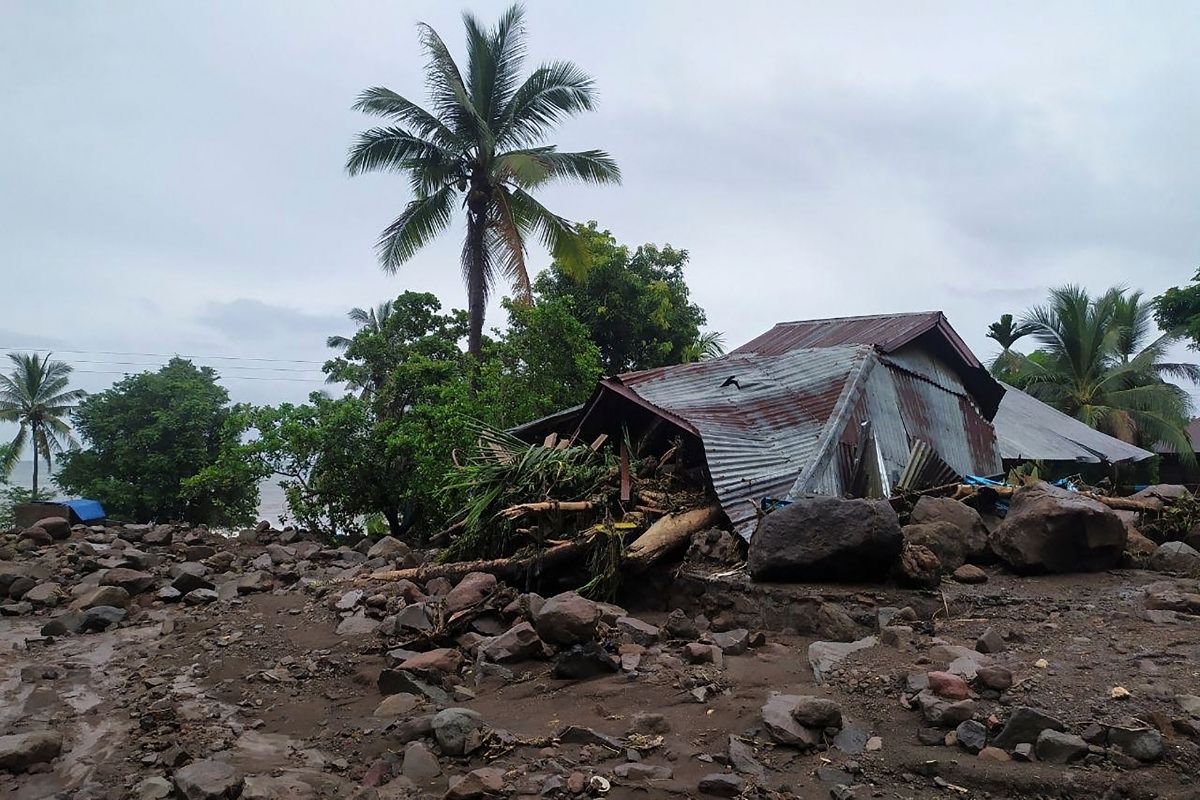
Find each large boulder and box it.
[36,516,72,540]
[443,572,496,614]
[909,496,990,561]
[173,758,244,800]
[747,496,902,581]
[1150,541,1200,576]
[0,731,62,772]
[989,482,1125,573]
[902,522,967,571]
[533,591,601,645]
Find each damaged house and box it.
[516,311,1159,540]
[519,312,1004,538]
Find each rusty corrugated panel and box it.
[609,346,873,537]
[731,311,1004,418]
[734,311,946,357]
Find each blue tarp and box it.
[61,499,105,523]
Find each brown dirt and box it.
[4,567,1200,799]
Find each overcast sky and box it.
[2,1,1199,435]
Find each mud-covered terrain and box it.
[3,516,1200,800]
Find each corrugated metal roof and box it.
[731,311,1004,418]
[734,311,970,361]
[611,346,872,533]
[993,382,1154,464]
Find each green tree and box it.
[1008,285,1199,455]
[326,300,397,351]
[324,292,469,415]
[479,296,602,427]
[1154,269,1200,348]
[0,353,86,497]
[346,4,620,356]
[986,313,1036,351]
[57,358,261,525]
[535,223,707,374]
[682,331,727,363]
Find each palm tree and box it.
[986,313,1036,351]
[682,331,727,363]
[1013,285,1200,456]
[346,4,620,357]
[326,301,396,351]
[0,353,86,498]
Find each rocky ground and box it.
[3,503,1200,799]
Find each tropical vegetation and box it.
[57,358,264,525]
[0,353,85,498]
[345,4,620,356]
[992,285,1198,456]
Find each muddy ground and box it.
[4,553,1200,800]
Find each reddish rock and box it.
[399,648,463,676]
[927,671,971,700]
[444,572,497,613]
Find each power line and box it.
[0,345,327,365]
[62,358,324,374]
[72,369,331,383]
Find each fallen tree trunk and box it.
[623,504,722,571]
[497,500,595,520]
[962,484,1161,513]
[364,539,589,585]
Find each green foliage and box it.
[0,482,49,530]
[535,223,707,374]
[997,285,1198,460]
[1154,269,1200,349]
[0,352,86,495]
[441,422,615,561]
[57,358,262,526]
[346,4,619,354]
[478,296,602,427]
[1141,491,1200,543]
[986,314,1037,352]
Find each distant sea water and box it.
[6,461,288,524]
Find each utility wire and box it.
[70,369,331,384]
[0,345,326,365]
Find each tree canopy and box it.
[535,223,708,374]
[1154,269,1200,349]
[57,358,263,525]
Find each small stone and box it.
[401,741,441,782]
[975,665,1013,691]
[1107,726,1164,763]
[1035,730,1089,763]
[977,746,1011,762]
[865,736,883,751]
[173,758,244,800]
[975,627,1004,654]
[992,707,1066,749]
[1012,742,1033,761]
[928,671,970,700]
[955,720,987,754]
[952,564,988,583]
[431,708,484,756]
[373,693,420,717]
[698,773,744,797]
[791,696,843,728]
[446,767,504,799]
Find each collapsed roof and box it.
[513,310,1160,537]
[562,312,1004,537]
[993,382,1155,465]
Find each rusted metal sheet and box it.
[608,346,873,536]
[733,311,1004,418]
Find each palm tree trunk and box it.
[30,423,39,500]
[465,202,488,358]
